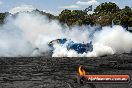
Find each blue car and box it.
[67,41,93,54]
[48,38,93,54]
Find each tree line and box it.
[0,2,131,27]
[59,2,132,27]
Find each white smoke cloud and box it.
[0,17,33,57]
[43,10,59,16]
[9,5,35,14]
[59,5,80,9]
[52,26,132,57]
[76,0,99,5]
[64,26,90,43]
[14,13,65,55]
[94,26,132,53]
[0,12,65,57]
[52,42,114,57]
[86,43,115,57]
[0,11,132,57]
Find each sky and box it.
[0,0,131,15]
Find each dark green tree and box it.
[114,6,132,27]
[94,2,121,26]
[0,12,9,24]
[94,2,120,14]
[59,9,86,26]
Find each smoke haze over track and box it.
[0,12,132,57]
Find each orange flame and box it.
[78,65,86,76]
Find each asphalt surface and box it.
[0,54,132,88]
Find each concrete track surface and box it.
[0,54,132,88]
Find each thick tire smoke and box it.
[0,12,131,57]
